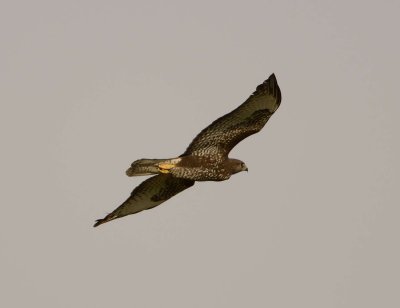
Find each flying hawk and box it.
[94,74,281,227]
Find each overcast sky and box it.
[1,1,399,307]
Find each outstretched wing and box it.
[182,73,281,158]
[94,174,194,227]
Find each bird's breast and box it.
[171,156,230,181]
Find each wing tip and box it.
[266,72,281,105]
[253,73,281,106]
[93,213,117,227]
[93,219,104,227]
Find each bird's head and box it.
[228,159,248,174]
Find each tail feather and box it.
[126,159,166,177]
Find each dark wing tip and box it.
[266,73,281,105]
[93,213,117,227]
[93,219,104,228]
[253,73,282,107]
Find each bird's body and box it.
[127,156,245,181]
[94,74,281,227]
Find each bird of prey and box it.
[94,73,281,227]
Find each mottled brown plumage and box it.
[94,74,281,227]
[94,175,193,227]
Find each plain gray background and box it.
[1,1,399,307]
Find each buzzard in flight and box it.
[94,74,281,227]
